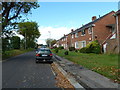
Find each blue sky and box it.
[26,2,118,44]
[28,2,118,28]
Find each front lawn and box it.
[52,49,119,83]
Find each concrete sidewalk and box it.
[53,54,119,90]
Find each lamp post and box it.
[25,30,26,50]
[48,31,51,48]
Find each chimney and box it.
[71,29,74,32]
[92,16,97,21]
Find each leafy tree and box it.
[18,21,40,49]
[51,39,57,46]
[45,38,57,47]
[20,39,25,49]
[2,38,10,52]
[11,36,20,49]
[2,2,40,30]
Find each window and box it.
[38,49,51,54]
[75,32,79,38]
[89,41,92,43]
[65,44,67,48]
[111,27,115,34]
[81,30,85,36]
[63,44,65,48]
[88,27,92,34]
[81,41,86,48]
[72,34,74,38]
[64,38,65,41]
[75,42,79,49]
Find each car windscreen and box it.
[38,49,51,54]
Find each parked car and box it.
[35,48,53,63]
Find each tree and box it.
[46,38,52,47]
[51,39,57,46]
[2,38,10,52]
[46,39,57,47]
[18,21,40,49]
[11,36,20,49]
[2,2,40,30]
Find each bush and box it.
[80,40,101,54]
[54,48,59,53]
[75,49,79,52]
[58,46,64,50]
[69,47,75,51]
[79,47,87,53]
[64,51,69,55]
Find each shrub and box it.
[58,46,64,50]
[69,47,75,51]
[54,48,59,53]
[64,51,69,55]
[80,40,101,54]
[79,47,87,53]
[75,49,79,52]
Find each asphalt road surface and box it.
[2,51,58,89]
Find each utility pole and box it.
[25,30,26,50]
[48,31,51,48]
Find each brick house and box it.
[104,10,120,54]
[56,34,68,49]
[56,11,116,51]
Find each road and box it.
[2,51,58,88]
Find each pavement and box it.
[53,54,119,90]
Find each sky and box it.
[24,2,118,44]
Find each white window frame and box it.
[64,38,65,41]
[88,27,92,34]
[72,34,74,38]
[65,44,67,48]
[81,41,86,48]
[75,41,79,49]
[75,32,79,38]
[81,30,85,36]
[64,44,66,49]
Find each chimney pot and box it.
[71,29,74,32]
[92,16,97,21]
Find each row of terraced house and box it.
[54,10,120,54]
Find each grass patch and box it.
[52,49,119,83]
[2,48,34,60]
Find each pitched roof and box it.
[58,11,115,40]
[70,11,115,34]
[115,10,120,15]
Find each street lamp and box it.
[48,31,51,48]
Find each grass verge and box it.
[52,49,119,83]
[2,48,34,60]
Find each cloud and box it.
[12,30,24,39]
[37,26,74,44]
